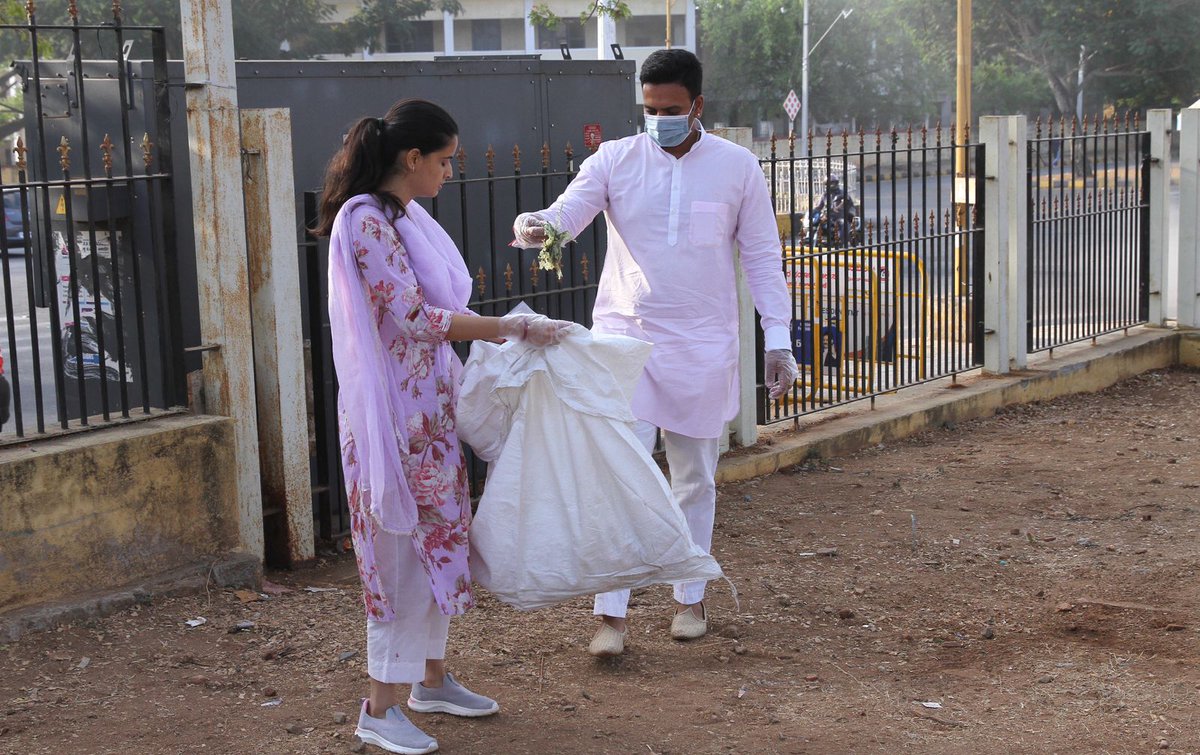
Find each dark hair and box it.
[639,48,703,100]
[313,98,458,237]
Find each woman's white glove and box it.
[498,312,573,347]
[512,212,549,249]
[764,348,798,400]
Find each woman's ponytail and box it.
[312,100,458,237]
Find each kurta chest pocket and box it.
[688,201,731,248]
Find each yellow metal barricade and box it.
[781,245,927,404]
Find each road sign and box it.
[783,89,800,122]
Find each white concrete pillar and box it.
[1179,108,1200,328]
[597,0,616,59]
[1147,109,1173,326]
[443,10,455,54]
[240,109,314,566]
[711,127,759,448]
[685,0,697,51]
[980,115,1028,372]
[181,0,264,560]
[524,0,536,52]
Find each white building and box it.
[327,0,697,102]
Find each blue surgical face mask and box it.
[644,100,697,148]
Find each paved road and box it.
[0,250,60,436]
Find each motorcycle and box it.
[805,195,861,248]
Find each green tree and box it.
[0,0,455,60]
[527,1,632,32]
[899,0,1200,115]
[697,0,945,131]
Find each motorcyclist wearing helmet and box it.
[809,174,856,246]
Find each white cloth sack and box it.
[458,319,724,611]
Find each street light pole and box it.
[801,6,853,158]
[801,0,809,155]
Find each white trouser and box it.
[366,532,451,684]
[593,419,721,618]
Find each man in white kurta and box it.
[513,49,797,656]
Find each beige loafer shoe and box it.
[588,623,626,657]
[670,603,707,640]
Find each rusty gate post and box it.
[181,0,264,561]
[241,109,315,567]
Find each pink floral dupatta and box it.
[328,194,473,534]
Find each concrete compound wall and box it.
[0,414,252,619]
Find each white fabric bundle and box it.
[457,316,723,610]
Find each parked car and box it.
[2,189,28,252]
[0,346,10,431]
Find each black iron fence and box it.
[0,4,183,442]
[301,143,605,541]
[1026,114,1150,353]
[759,127,986,425]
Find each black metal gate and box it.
[0,3,184,441]
[301,144,606,543]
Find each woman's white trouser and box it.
[366,532,451,683]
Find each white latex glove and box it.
[497,312,573,347]
[511,212,549,249]
[765,348,798,401]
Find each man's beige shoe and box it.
[670,603,707,640]
[588,623,626,657]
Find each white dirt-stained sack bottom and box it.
[457,309,724,610]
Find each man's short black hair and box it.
[639,49,703,100]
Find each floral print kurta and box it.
[334,200,474,619]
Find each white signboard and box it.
[783,89,800,122]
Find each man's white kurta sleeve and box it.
[734,155,792,351]
[544,148,612,240]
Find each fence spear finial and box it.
[503,263,513,294]
[541,142,550,170]
[511,144,521,173]
[14,137,26,172]
[141,133,153,169]
[58,135,71,172]
[112,0,122,22]
[1035,115,1042,139]
[476,267,486,296]
[580,254,589,283]
[25,1,34,20]
[456,146,466,175]
[67,0,78,22]
[101,133,114,175]
[528,260,539,290]
[770,132,777,159]
[935,120,943,147]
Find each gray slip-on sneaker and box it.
[354,699,438,754]
[408,672,500,717]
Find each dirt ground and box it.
[3,366,1200,755]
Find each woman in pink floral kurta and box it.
[316,99,572,750]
